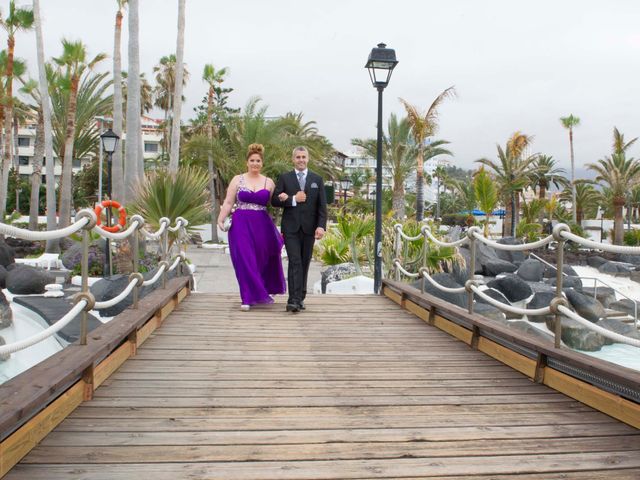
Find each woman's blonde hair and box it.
[246,143,264,160]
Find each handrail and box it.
[392,222,640,351]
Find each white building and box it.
[15,115,163,181]
[338,146,393,199]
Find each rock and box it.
[0,291,12,329]
[0,264,7,289]
[4,237,41,257]
[476,287,521,319]
[321,263,357,294]
[411,272,468,308]
[495,237,525,264]
[486,274,533,302]
[528,281,555,294]
[0,240,15,268]
[598,261,635,276]
[0,336,9,361]
[549,275,583,290]
[586,255,608,268]
[616,253,640,266]
[581,286,616,308]
[61,239,106,272]
[630,271,640,284]
[90,275,133,317]
[508,321,554,344]
[545,315,606,351]
[517,259,545,282]
[543,264,578,278]
[609,299,637,317]
[564,288,606,322]
[5,265,56,295]
[596,318,640,345]
[483,258,518,276]
[526,292,557,323]
[452,247,474,282]
[474,303,507,323]
[475,242,500,266]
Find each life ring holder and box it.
[94,200,127,233]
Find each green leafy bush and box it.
[624,229,640,246]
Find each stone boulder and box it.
[564,288,606,322]
[486,274,533,303]
[474,303,507,323]
[526,291,557,323]
[483,258,518,276]
[528,281,555,294]
[61,239,107,271]
[545,315,606,351]
[0,240,15,268]
[586,255,608,269]
[596,318,640,346]
[495,237,525,264]
[615,253,640,266]
[452,247,474,283]
[543,264,578,278]
[5,265,56,295]
[548,275,583,290]
[517,259,545,282]
[581,286,616,308]
[475,288,521,319]
[412,273,468,308]
[608,299,637,317]
[321,263,357,294]
[0,264,7,289]
[0,291,12,329]
[508,321,554,344]
[4,237,41,257]
[598,261,635,277]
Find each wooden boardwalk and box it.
[6,293,640,479]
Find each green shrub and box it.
[624,229,640,246]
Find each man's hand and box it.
[315,227,325,240]
[278,192,289,201]
[295,191,307,203]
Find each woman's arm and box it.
[217,175,239,229]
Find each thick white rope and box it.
[92,219,141,241]
[393,224,423,242]
[422,226,470,247]
[557,305,640,348]
[93,279,138,309]
[168,217,188,232]
[421,269,467,294]
[0,300,88,355]
[142,263,168,286]
[560,230,640,254]
[469,284,551,316]
[393,260,420,278]
[141,217,170,240]
[472,231,554,251]
[167,255,183,272]
[0,217,89,241]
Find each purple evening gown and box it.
[228,176,286,305]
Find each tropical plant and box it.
[334,214,375,275]
[124,0,141,203]
[400,86,456,221]
[473,167,497,236]
[111,0,127,201]
[559,181,599,224]
[169,0,186,173]
[623,229,640,246]
[530,154,567,200]
[315,232,350,266]
[560,114,580,223]
[129,166,211,247]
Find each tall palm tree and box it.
[18,79,43,229]
[530,154,567,200]
[52,39,106,227]
[32,0,57,251]
[587,151,640,244]
[611,126,637,155]
[202,63,227,242]
[153,54,189,158]
[476,132,538,236]
[124,0,140,203]
[560,114,580,223]
[400,86,456,221]
[168,0,186,173]
[111,0,127,201]
[0,1,33,218]
[560,181,599,225]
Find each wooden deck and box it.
[6,293,640,479]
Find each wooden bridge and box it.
[2,278,640,479]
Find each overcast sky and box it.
[13,0,640,174]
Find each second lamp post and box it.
[100,128,120,276]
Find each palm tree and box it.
[400,86,456,221]
[530,154,567,200]
[476,132,538,236]
[153,54,189,158]
[168,0,186,173]
[587,150,640,245]
[560,114,580,223]
[111,0,127,201]
[32,0,57,251]
[52,39,106,227]
[0,1,33,218]
[202,63,227,242]
[612,126,637,155]
[18,79,43,229]
[124,0,140,203]
[474,167,498,236]
[560,181,599,225]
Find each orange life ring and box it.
[94,200,127,233]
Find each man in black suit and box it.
[272,146,327,312]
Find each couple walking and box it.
[217,144,327,312]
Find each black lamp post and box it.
[365,42,398,294]
[100,128,120,276]
[340,177,351,212]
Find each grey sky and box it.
[14,0,640,174]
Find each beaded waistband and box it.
[236,201,267,211]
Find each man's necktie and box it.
[297,171,305,191]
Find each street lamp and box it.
[100,128,120,276]
[340,177,351,212]
[365,42,398,294]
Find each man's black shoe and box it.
[286,303,300,313]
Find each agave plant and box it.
[335,214,375,275]
[130,166,211,246]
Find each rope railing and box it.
[392,222,640,351]
[0,209,191,356]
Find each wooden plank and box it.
[382,285,403,305]
[158,298,175,322]
[433,314,473,344]
[404,298,429,321]
[93,342,132,388]
[136,314,160,347]
[0,382,83,477]
[176,286,188,303]
[477,336,537,379]
[544,368,640,429]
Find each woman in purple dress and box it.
[217,144,286,311]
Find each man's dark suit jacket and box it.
[271,170,327,235]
